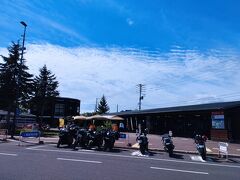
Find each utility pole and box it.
[137,84,145,111]
[117,104,118,112]
[95,98,100,112]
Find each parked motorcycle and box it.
[72,128,88,150]
[194,134,207,160]
[162,134,175,157]
[136,130,149,154]
[85,129,104,149]
[103,129,119,151]
[57,123,77,148]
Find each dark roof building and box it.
[112,101,240,142]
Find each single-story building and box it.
[112,101,240,142]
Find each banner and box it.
[211,111,224,129]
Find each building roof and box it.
[113,101,240,116]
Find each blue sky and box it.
[1,0,240,112]
[1,0,240,50]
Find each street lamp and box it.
[18,21,27,110]
[20,21,27,65]
[12,21,27,138]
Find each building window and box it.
[55,104,65,116]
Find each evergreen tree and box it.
[0,42,33,136]
[97,95,110,114]
[31,65,59,123]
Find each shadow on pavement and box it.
[170,153,184,159]
[207,157,240,164]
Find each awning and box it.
[86,115,124,121]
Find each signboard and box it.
[20,131,40,138]
[119,133,127,139]
[119,123,124,129]
[211,111,225,129]
[59,118,64,128]
[218,142,228,159]
[19,131,41,146]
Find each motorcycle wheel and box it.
[73,140,78,150]
[140,144,145,154]
[169,148,173,157]
[57,139,61,148]
[103,143,107,151]
[201,152,206,160]
[97,139,103,150]
[68,137,73,148]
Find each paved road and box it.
[0,141,240,180]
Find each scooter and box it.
[162,134,175,157]
[194,134,207,160]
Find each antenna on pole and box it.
[95,98,100,112]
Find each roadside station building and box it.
[30,97,80,127]
[113,101,240,142]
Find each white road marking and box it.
[0,152,18,156]
[79,149,94,152]
[150,167,209,175]
[237,149,240,151]
[57,158,102,164]
[26,145,48,150]
[27,147,240,169]
[27,145,95,152]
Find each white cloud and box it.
[1,44,240,113]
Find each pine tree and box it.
[97,95,110,114]
[0,42,33,136]
[31,65,59,123]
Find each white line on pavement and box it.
[0,152,18,156]
[57,158,102,164]
[237,149,240,151]
[150,167,209,175]
[26,145,48,150]
[27,147,240,169]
